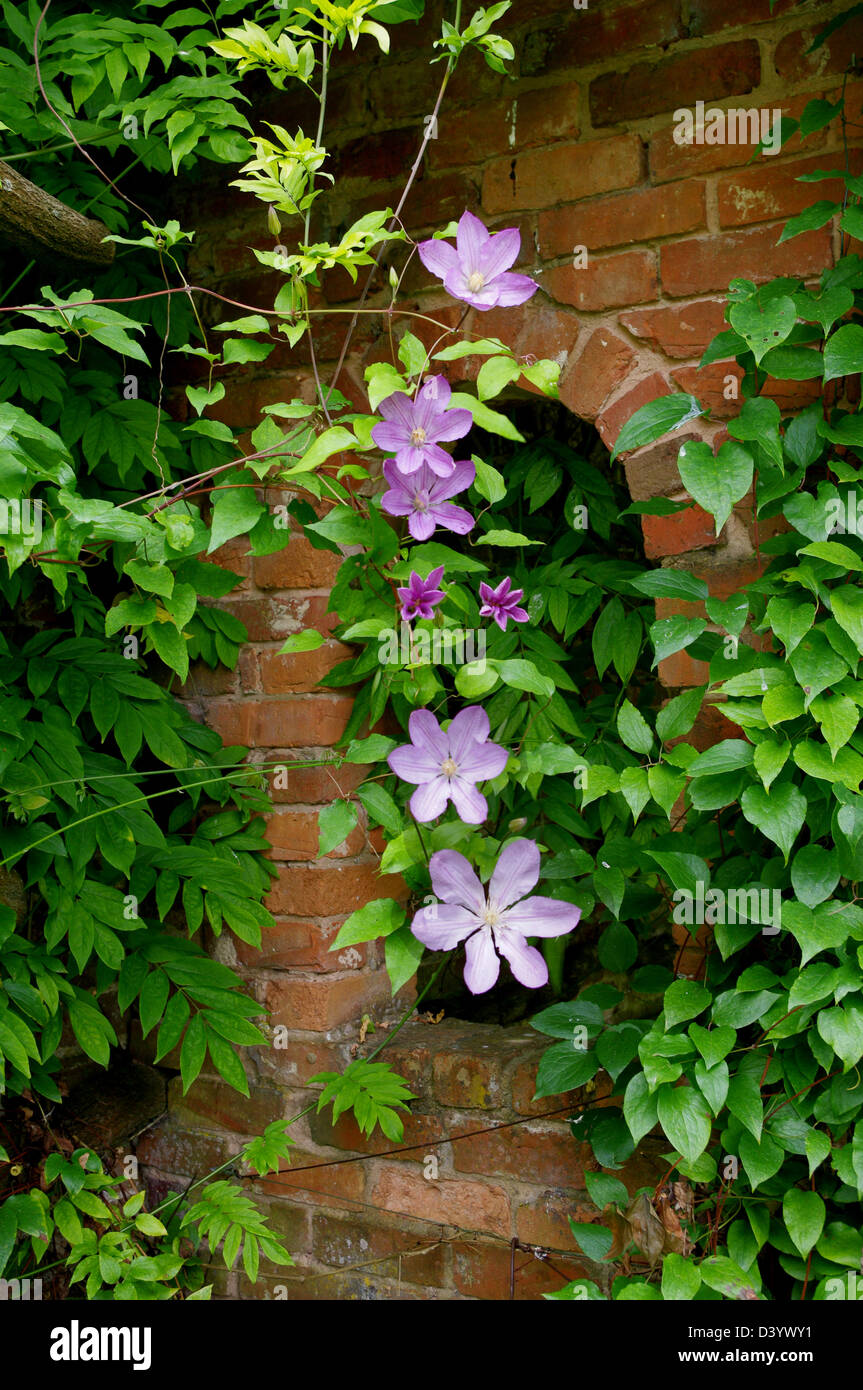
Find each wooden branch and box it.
[0,160,115,268]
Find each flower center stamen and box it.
[413,489,430,512]
[467,270,485,293]
[440,756,458,779]
[482,904,502,928]
[410,427,427,446]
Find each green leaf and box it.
[664,979,711,1029]
[534,1041,598,1099]
[569,1222,613,1261]
[317,800,359,857]
[611,393,703,461]
[649,616,706,667]
[623,1072,659,1145]
[616,700,653,756]
[207,478,263,552]
[180,1013,207,1093]
[688,1023,735,1070]
[656,686,704,742]
[740,782,806,861]
[817,1003,863,1070]
[824,324,863,384]
[783,1189,825,1258]
[330,899,405,950]
[657,1085,712,1163]
[384,924,424,996]
[629,570,708,601]
[677,439,753,535]
[661,1252,702,1300]
[729,293,796,362]
[791,844,840,908]
[739,1130,784,1190]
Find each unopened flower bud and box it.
[267,205,282,237]
[508,817,527,832]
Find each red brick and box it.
[263,808,366,862]
[619,299,727,359]
[256,1147,365,1206]
[452,1239,595,1300]
[256,1037,349,1087]
[673,362,745,418]
[661,225,834,296]
[482,133,643,214]
[688,0,797,33]
[262,755,366,804]
[167,1077,284,1135]
[205,694,354,748]
[330,127,419,184]
[264,968,399,1032]
[515,1193,597,1250]
[514,82,582,149]
[540,182,706,256]
[136,1121,239,1176]
[369,1165,511,1238]
[649,91,827,181]
[236,916,370,970]
[545,249,658,313]
[559,327,637,420]
[311,1210,446,1286]
[265,862,409,917]
[453,1122,585,1186]
[642,505,719,559]
[177,663,238,700]
[590,40,760,127]
[218,595,339,643]
[206,537,252,581]
[717,153,859,228]
[254,536,342,590]
[432,1048,503,1111]
[307,1106,445,1158]
[252,641,356,695]
[544,0,683,72]
[596,372,674,453]
[775,17,863,82]
[207,373,314,430]
[624,435,704,502]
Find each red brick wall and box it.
[143,0,863,1298]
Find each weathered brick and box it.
[515,1192,596,1250]
[624,435,704,502]
[453,1122,584,1186]
[540,181,706,256]
[252,641,356,695]
[717,154,857,228]
[264,968,401,1032]
[619,299,727,359]
[205,694,354,748]
[432,1045,503,1111]
[369,1165,511,1238]
[545,249,658,312]
[544,0,682,73]
[642,505,719,559]
[672,362,745,418]
[307,1105,447,1158]
[559,327,637,420]
[255,1148,366,1206]
[775,17,863,82]
[236,915,369,970]
[136,1121,239,1176]
[452,1239,595,1300]
[661,225,834,296]
[254,536,343,590]
[311,1210,446,1286]
[265,862,409,917]
[167,1076,284,1135]
[648,91,826,182]
[688,0,797,33]
[264,755,366,805]
[482,133,643,214]
[590,40,760,127]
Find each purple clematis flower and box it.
[382,458,475,541]
[388,705,508,825]
[479,576,530,631]
[397,566,445,623]
[371,375,472,478]
[417,209,539,312]
[411,840,580,994]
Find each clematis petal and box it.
[478,226,520,280]
[417,238,460,281]
[420,375,451,409]
[495,929,548,988]
[459,740,509,782]
[489,837,541,909]
[396,444,428,475]
[507,605,530,625]
[408,510,437,540]
[377,391,417,427]
[407,708,449,759]
[485,270,539,307]
[456,208,489,272]
[428,849,486,914]
[447,705,490,757]
[504,896,582,937]
[448,778,489,825]
[430,502,474,535]
[381,488,413,518]
[387,744,442,784]
[431,459,476,499]
[443,267,474,302]
[412,904,478,950]
[372,421,409,453]
[422,443,458,478]
[464,926,500,994]
[409,777,451,822]
[427,406,473,444]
